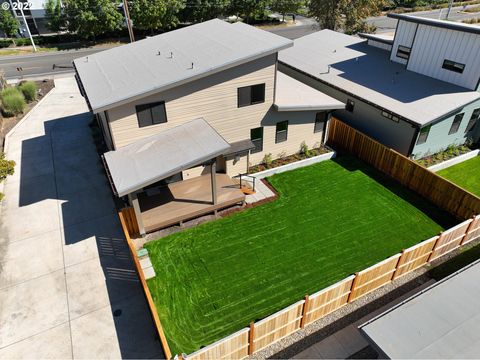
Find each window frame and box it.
[314,112,327,133]
[135,101,167,128]
[250,127,264,154]
[416,125,431,145]
[275,121,289,144]
[442,59,465,74]
[396,45,411,60]
[465,108,480,134]
[237,83,266,108]
[346,99,355,112]
[448,113,464,135]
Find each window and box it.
[250,127,263,153]
[416,125,431,145]
[275,121,288,143]
[314,112,327,133]
[238,84,265,107]
[382,111,399,123]
[396,45,411,60]
[448,113,464,135]
[136,102,167,127]
[442,59,465,74]
[346,99,355,112]
[465,108,480,133]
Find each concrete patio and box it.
[0,77,162,359]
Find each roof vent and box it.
[190,62,194,69]
[170,51,173,58]
[157,51,161,56]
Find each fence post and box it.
[248,321,255,355]
[300,294,309,329]
[459,216,476,246]
[391,250,405,281]
[427,232,443,263]
[347,273,359,303]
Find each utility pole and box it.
[446,0,454,19]
[17,0,36,52]
[122,0,135,43]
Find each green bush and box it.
[1,87,26,116]
[18,81,37,102]
[0,153,15,181]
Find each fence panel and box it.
[252,300,304,353]
[120,207,139,237]
[462,215,480,246]
[187,328,250,360]
[430,219,472,261]
[304,276,355,326]
[349,254,401,302]
[392,236,438,280]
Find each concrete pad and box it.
[0,230,63,289]
[55,168,109,199]
[139,256,152,269]
[0,270,68,348]
[0,323,72,360]
[7,149,54,183]
[1,173,57,209]
[143,266,156,280]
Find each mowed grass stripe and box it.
[437,155,480,197]
[146,156,455,354]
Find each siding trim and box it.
[405,23,419,68]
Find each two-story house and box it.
[74,19,344,235]
[279,14,480,158]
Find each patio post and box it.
[211,159,217,205]
[128,191,146,237]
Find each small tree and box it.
[270,0,301,22]
[18,81,37,102]
[0,152,15,201]
[0,9,19,40]
[44,0,66,33]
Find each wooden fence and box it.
[327,118,480,220]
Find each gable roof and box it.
[388,13,480,35]
[74,19,293,113]
[278,30,480,126]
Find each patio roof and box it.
[103,118,230,197]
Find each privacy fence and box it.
[118,119,480,360]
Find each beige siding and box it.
[182,165,211,180]
[107,54,277,149]
[226,156,249,177]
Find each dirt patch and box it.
[0,80,54,152]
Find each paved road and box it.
[0,77,162,359]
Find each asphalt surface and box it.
[2,7,479,79]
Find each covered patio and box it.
[103,118,246,236]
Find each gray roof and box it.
[103,118,230,197]
[278,30,480,126]
[360,260,480,359]
[274,72,345,111]
[224,139,255,157]
[74,19,292,113]
[388,13,480,35]
[358,32,394,45]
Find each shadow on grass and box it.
[331,155,457,230]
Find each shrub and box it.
[1,87,25,116]
[263,153,273,168]
[300,141,312,157]
[18,81,37,102]
[0,153,15,181]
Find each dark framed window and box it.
[136,101,167,128]
[314,112,327,133]
[250,127,263,153]
[465,108,480,133]
[381,111,399,123]
[346,99,355,112]
[275,121,288,143]
[416,125,431,145]
[238,83,265,107]
[396,45,411,60]
[442,59,465,74]
[448,113,464,135]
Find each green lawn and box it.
[145,156,454,354]
[437,156,480,197]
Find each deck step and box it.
[241,186,256,195]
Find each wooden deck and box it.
[138,174,246,233]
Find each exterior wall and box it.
[390,20,418,65]
[412,99,480,158]
[279,64,417,155]
[98,112,114,151]
[226,156,248,176]
[367,39,392,52]
[407,24,480,90]
[107,54,277,149]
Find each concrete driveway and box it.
[0,77,162,359]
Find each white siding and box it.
[407,25,480,90]
[390,20,418,65]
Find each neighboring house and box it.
[3,0,48,35]
[279,14,480,158]
[360,260,480,358]
[74,19,344,235]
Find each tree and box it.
[180,0,229,23]
[229,0,270,23]
[63,0,123,40]
[128,0,184,33]
[44,0,66,33]
[308,0,383,34]
[0,9,19,38]
[270,0,301,22]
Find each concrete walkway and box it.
[0,77,162,359]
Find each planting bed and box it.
[145,155,455,355]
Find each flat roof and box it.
[360,260,480,358]
[74,19,292,113]
[388,13,480,35]
[278,30,480,126]
[103,118,230,197]
[274,72,345,111]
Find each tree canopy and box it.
[270,0,302,22]
[44,0,66,33]
[128,0,185,32]
[180,0,229,23]
[0,9,19,38]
